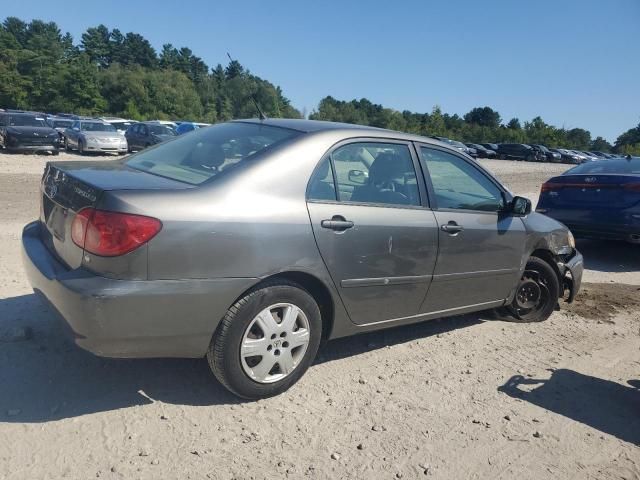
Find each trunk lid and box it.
[39,160,192,269]
[541,174,640,209]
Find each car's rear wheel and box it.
[207,281,322,399]
[493,256,560,323]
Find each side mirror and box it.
[510,196,532,216]
[348,169,368,185]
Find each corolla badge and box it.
[584,177,597,183]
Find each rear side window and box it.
[307,157,337,201]
[421,147,504,212]
[328,142,420,207]
[127,122,301,185]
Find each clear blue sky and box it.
[4,0,639,141]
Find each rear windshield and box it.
[81,122,116,132]
[567,158,640,174]
[126,122,301,185]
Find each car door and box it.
[306,140,439,325]
[129,124,141,149]
[67,121,80,147]
[417,145,527,313]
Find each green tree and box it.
[464,106,501,128]
[425,106,447,137]
[507,118,521,130]
[81,24,111,67]
[590,136,612,152]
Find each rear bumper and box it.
[21,221,257,358]
[567,225,640,243]
[556,221,640,243]
[558,250,584,303]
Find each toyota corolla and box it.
[22,119,583,399]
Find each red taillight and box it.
[71,208,162,257]
[623,183,640,192]
[541,182,562,193]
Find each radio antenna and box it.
[226,52,267,121]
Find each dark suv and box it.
[531,145,561,163]
[496,143,539,161]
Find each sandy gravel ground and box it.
[0,151,638,480]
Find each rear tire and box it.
[207,280,322,399]
[492,256,560,323]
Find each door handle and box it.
[321,215,354,231]
[441,221,464,234]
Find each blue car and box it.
[175,122,210,135]
[536,156,640,244]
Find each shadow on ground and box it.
[576,238,640,273]
[499,369,640,445]
[0,293,483,423]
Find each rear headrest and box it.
[190,142,226,170]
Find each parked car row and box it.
[0,108,210,154]
[433,135,622,164]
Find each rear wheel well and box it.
[245,272,334,341]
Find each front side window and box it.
[329,142,420,207]
[127,122,301,185]
[149,124,176,136]
[421,147,504,212]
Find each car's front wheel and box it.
[207,281,322,399]
[494,256,560,323]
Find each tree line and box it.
[0,17,299,122]
[1,17,638,154]
[310,98,640,154]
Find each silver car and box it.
[22,119,583,399]
[63,119,128,155]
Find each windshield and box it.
[81,122,116,132]
[51,119,73,128]
[568,158,640,174]
[5,115,47,127]
[111,121,133,129]
[127,122,301,185]
[149,125,176,136]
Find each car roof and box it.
[232,118,453,146]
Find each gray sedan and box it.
[22,119,583,399]
[63,120,128,155]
